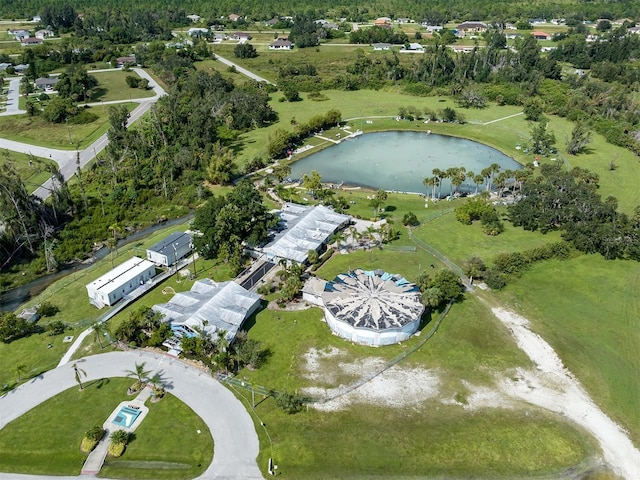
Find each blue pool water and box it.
[112,405,141,428]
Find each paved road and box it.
[211,53,275,85]
[0,68,165,200]
[0,77,25,116]
[0,351,263,480]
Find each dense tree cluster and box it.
[192,180,276,272]
[0,312,40,343]
[415,269,463,309]
[350,27,409,45]
[509,164,640,260]
[267,109,341,158]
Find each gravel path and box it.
[493,307,640,480]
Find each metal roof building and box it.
[86,256,156,308]
[262,203,350,264]
[146,231,192,267]
[153,279,261,343]
[321,269,424,346]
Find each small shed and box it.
[17,307,39,323]
[86,256,156,308]
[146,232,192,267]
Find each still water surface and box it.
[290,131,521,194]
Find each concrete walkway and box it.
[81,386,152,475]
[0,351,263,480]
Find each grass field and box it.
[89,70,155,103]
[236,295,599,478]
[0,103,137,149]
[0,378,213,478]
[0,149,57,192]
[496,256,640,446]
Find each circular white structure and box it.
[322,269,425,346]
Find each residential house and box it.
[86,256,157,308]
[231,31,252,41]
[373,43,392,51]
[265,18,279,27]
[9,29,30,40]
[0,62,11,71]
[228,13,241,22]
[34,77,59,91]
[423,24,443,33]
[374,17,392,28]
[116,56,136,67]
[532,30,550,40]
[146,232,192,267]
[32,15,42,23]
[186,14,201,23]
[14,64,29,74]
[456,21,488,36]
[188,27,209,37]
[449,45,476,53]
[35,29,53,39]
[550,18,566,25]
[628,27,640,35]
[269,38,293,50]
[528,18,546,25]
[400,42,425,52]
[212,33,227,43]
[395,18,412,24]
[21,37,43,47]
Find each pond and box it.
[289,131,521,195]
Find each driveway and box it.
[0,351,263,480]
[0,77,25,116]
[0,68,166,200]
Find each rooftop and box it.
[322,269,424,331]
[86,257,155,292]
[147,231,191,256]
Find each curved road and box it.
[0,351,263,480]
[0,68,165,200]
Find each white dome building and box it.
[321,269,424,346]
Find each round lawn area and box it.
[0,377,212,479]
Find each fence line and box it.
[314,300,454,404]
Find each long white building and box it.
[86,256,156,308]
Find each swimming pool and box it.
[112,405,141,428]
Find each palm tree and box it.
[14,364,27,382]
[72,363,87,390]
[125,362,151,391]
[348,226,360,248]
[110,430,129,445]
[489,163,501,191]
[481,166,492,192]
[473,173,485,193]
[366,225,377,247]
[423,176,436,200]
[445,167,458,196]
[331,230,347,250]
[432,168,443,198]
[92,321,109,349]
[149,373,165,398]
[451,167,466,194]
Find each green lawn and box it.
[0,149,57,192]
[411,208,565,267]
[89,70,155,103]
[496,255,640,446]
[0,103,137,149]
[237,295,599,478]
[0,378,212,478]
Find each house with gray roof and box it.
[146,231,192,267]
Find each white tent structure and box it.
[262,203,350,264]
[153,279,261,343]
[321,269,424,346]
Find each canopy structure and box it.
[322,269,424,346]
[153,279,261,343]
[262,203,350,264]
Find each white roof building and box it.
[86,257,156,308]
[261,203,351,264]
[320,269,424,346]
[146,231,192,267]
[153,279,261,343]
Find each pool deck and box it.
[80,386,151,476]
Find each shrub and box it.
[108,442,126,457]
[275,391,309,414]
[402,212,419,226]
[37,301,59,317]
[47,321,66,336]
[493,252,526,274]
[480,210,504,236]
[484,268,507,290]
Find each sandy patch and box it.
[302,352,440,411]
[493,307,640,480]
